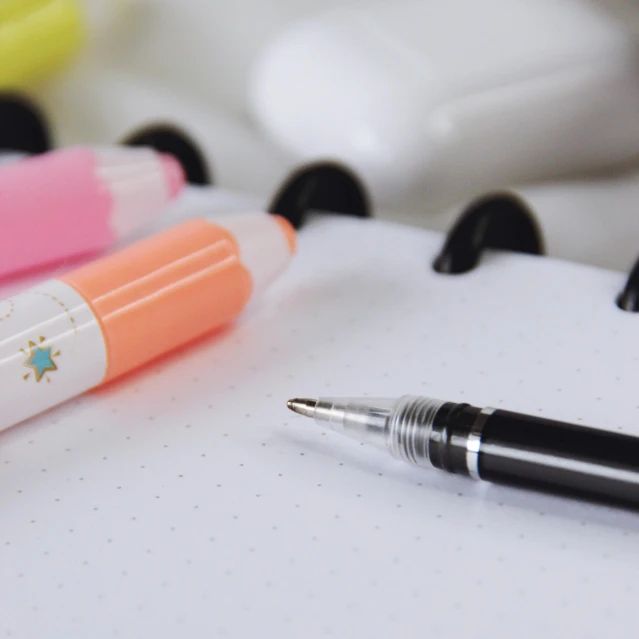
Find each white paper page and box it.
[1,217,638,638]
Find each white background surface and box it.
[58,0,639,273]
[2,216,639,638]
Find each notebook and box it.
[1,206,639,639]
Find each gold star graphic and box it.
[21,336,61,383]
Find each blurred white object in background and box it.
[595,0,639,34]
[24,0,639,274]
[34,59,291,195]
[91,0,358,114]
[250,0,639,212]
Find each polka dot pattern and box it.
[1,216,638,638]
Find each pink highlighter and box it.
[0,146,184,279]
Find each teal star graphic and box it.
[25,345,58,382]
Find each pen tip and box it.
[286,398,318,418]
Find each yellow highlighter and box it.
[0,0,123,87]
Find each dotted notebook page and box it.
[1,216,639,639]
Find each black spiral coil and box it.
[269,161,371,229]
[433,192,544,274]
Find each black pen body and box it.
[476,410,639,507]
[294,395,639,509]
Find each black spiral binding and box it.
[433,192,544,274]
[121,118,369,227]
[121,127,372,230]
[0,94,52,154]
[268,162,371,229]
[617,257,639,312]
[436,191,639,313]
[122,124,211,186]
[121,122,370,227]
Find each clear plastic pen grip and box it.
[315,395,445,466]
[314,398,398,447]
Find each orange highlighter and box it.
[0,212,296,432]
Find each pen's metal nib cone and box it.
[287,398,318,418]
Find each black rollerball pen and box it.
[287,395,639,508]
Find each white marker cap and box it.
[209,212,296,296]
